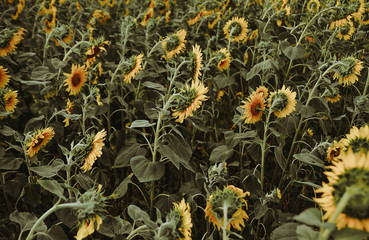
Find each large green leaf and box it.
[129,120,156,128]
[209,145,234,163]
[111,173,133,199]
[270,222,298,240]
[281,41,305,60]
[9,210,47,232]
[130,156,165,182]
[113,143,143,168]
[127,205,157,229]
[30,159,65,178]
[38,179,66,200]
[293,151,325,168]
[293,208,322,227]
[296,225,319,240]
[98,215,132,237]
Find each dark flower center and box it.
[71,73,82,87]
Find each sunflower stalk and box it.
[42,28,57,66]
[261,106,273,191]
[222,201,230,240]
[25,200,91,240]
[319,191,352,240]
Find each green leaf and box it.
[98,215,132,237]
[332,228,369,240]
[246,59,275,80]
[293,152,325,168]
[37,225,68,240]
[130,156,165,182]
[296,225,319,240]
[254,202,269,219]
[142,81,166,91]
[294,181,321,189]
[127,205,157,229]
[293,208,322,227]
[31,66,57,81]
[270,222,298,240]
[281,41,305,60]
[0,156,23,170]
[275,146,287,171]
[300,106,315,118]
[113,143,143,168]
[30,159,65,178]
[213,75,235,89]
[9,210,47,232]
[38,179,66,200]
[111,173,133,199]
[129,120,156,128]
[209,145,234,163]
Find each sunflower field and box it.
[1,0,369,239]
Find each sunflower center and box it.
[229,22,242,38]
[338,58,356,77]
[125,56,137,74]
[71,73,82,87]
[175,88,198,112]
[271,92,288,111]
[165,34,180,52]
[250,101,262,116]
[211,189,243,219]
[339,25,351,35]
[347,137,369,154]
[332,168,369,219]
[32,135,45,148]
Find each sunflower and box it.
[141,7,154,26]
[190,44,203,81]
[204,185,250,231]
[215,48,231,72]
[11,0,25,20]
[268,85,297,118]
[3,89,18,112]
[241,93,266,124]
[53,26,73,46]
[42,6,57,34]
[307,128,313,137]
[26,127,55,157]
[64,64,88,96]
[161,29,187,59]
[350,0,365,22]
[208,12,221,29]
[314,150,369,231]
[63,98,74,127]
[85,40,109,68]
[325,87,341,103]
[248,29,258,41]
[188,11,203,25]
[167,199,193,240]
[329,17,351,30]
[75,215,102,240]
[333,57,363,86]
[172,79,208,123]
[306,0,320,12]
[253,86,269,99]
[223,17,248,43]
[0,27,26,57]
[0,66,11,89]
[340,125,369,154]
[336,19,355,41]
[326,140,345,163]
[81,129,106,172]
[123,53,144,83]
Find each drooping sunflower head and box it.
[188,44,203,81]
[25,127,55,157]
[0,88,18,112]
[223,17,249,43]
[326,140,345,163]
[333,57,363,86]
[0,66,11,89]
[324,87,341,103]
[53,25,73,46]
[63,64,88,96]
[80,129,106,172]
[307,0,320,12]
[63,98,74,127]
[340,125,369,155]
[241,93,266,124]
[214,48,231,72]
[204,185,250,231]
[164,199,193,240]
[314,150,369,231]
[123,53,144,83]
[85,38,109,68]
[75,215,103,240]
[0,27,26,57]
[172,79,208,123]
[268,85,297,118]
[162,29,187,59]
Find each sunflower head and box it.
[0,88,18,112]
[223,17,248,43]
[162,29,187,59]
[64,64,88,96]
[188,44,203,81]
[25,127,55,157]
[0,27,26,57]
[268,85,297,118]
[314,150,369,231]
[333,57,363,86]
[336,20,355,41]
[80,129,106,172]
[205,185,250,231]
[123,53,144,83]
[241,93,266,124]
[341,125,369,154]
[325,87,341,103]
[307,0,320,12]
[214,48,231,72]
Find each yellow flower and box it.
[307,128,313,137]
[162,29,187,59]
[329,17,351,30]
[217,90,225,102]
[326,140,345,163]
[336,19,355,41]
[26,127,55,157]
[85,41,109,68]
[188,11,203,26]
[314,150,369,231]
[248,29,258,41]
[205,185,250,231]
[64,64,88,96]
[1,88,18,112]
[223,16,248,43]
[75,215,102,240]
[241,93,266,124]
[0,27,26,57]
[63,98,74,127]
[190,44,203,81]
[324,87,341,103]
[172,79,208,123]
[268,85,297,118]
[215,48,231,72]
[172,199,193,240]
[208,12,221,29]
[53,26,73,46]
[253,86,269,99]
[11,0,25,20]
[141,7,154,26]
[333,57,363,86]
[340,125,369,154]
[123,54,144,83]
[81,129,106,172]
[306,0,320,12]
[350,0,365,22]
[0,66,11,89]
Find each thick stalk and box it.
[25,201,90,240]
[261,109,272,191]
[222,201,229,240]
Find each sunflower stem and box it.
[320,191,351,240]
[42,28,57,66]
[222,201,229,240]
[261,108,273,191]
[362,67,369,96]
[25,200,91,240]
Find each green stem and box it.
[222,201,229,240]
[362,67,369,96]
[25,201,91,240]
[43,28,57,65]
[127,225,149,240]
[261,109,272,191]
[319,191,351,240]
